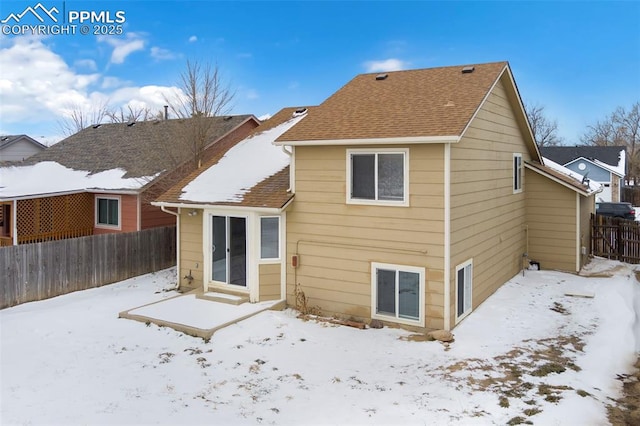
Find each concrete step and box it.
[196,291,249,305]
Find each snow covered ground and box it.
[1,258,639,425]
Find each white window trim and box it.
[455,259,473,324]
[95,195,121,230]
[346,148,410,207]
[259,216,281,262]
[371,262,425,327]
[513,153,523,194]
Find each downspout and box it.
[161,205,181,290]
[576,193,580,273]
[282,145,293,192]
[443,143,451,331]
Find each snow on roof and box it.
[543,157,602,193]
[0,161,157,199]
[179,114,306,203]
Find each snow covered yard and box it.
[1,259,639,425]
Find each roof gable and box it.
[23,115,257,178]
[564,157,624,178]
[276,62,509,144]
[0,134,47,150]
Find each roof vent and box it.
[292,107,308,118]
[127,121,136,127]
[92,124,101,129]
[223,116,233,121]
[375,73,388,80]
[1,136,8,141]
[461,66,475,74]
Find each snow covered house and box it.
[154,62,600,332]
[0,134,46,162]
[540,146,626,202]
[0,116,259,246]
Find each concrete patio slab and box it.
[119,294,285,340]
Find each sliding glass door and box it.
[211,216,247,287]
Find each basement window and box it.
[371,262,425,326]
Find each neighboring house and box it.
[541,146,626,202]
[0,134,47,162]
[0,115,259,246]
[155,61,599,332]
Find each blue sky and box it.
[1,0,638,145]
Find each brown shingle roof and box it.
[277,61,508,143]
[23,115,255,178]
[156,107,311,209]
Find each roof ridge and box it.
[356,60,509,77]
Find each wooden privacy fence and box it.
[0,226,176,309]
[591,214,640,263]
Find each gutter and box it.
[152,201,287,214]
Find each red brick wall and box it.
[140,203,175,229]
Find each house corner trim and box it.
[444,143,451,331]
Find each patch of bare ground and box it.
[439,333,589,423]
[608,357,640,425]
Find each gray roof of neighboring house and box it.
[0,134,47,150]
[540,146,626,168]
[22,115,255,178]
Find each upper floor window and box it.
[96,196,120,228]
[513,153,523,193]
[347,149,408,206]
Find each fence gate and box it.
[591,213,640,263]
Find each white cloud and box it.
[188,35,197,43]
[0,36,180,139]
[363,58,408,73]
[246,89,259,100]
[150,46,176,61]
[257,113,272,121]
[0,37,101,125]
[98,33,146,64]
[73,59,97,71]
[110,85,182,116]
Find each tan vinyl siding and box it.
[179,211,204,291]
[259,263,281,301]
[449,78,530,326]
[287,144,445,329]
[579,193,595,269]
[525,170,577,272]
